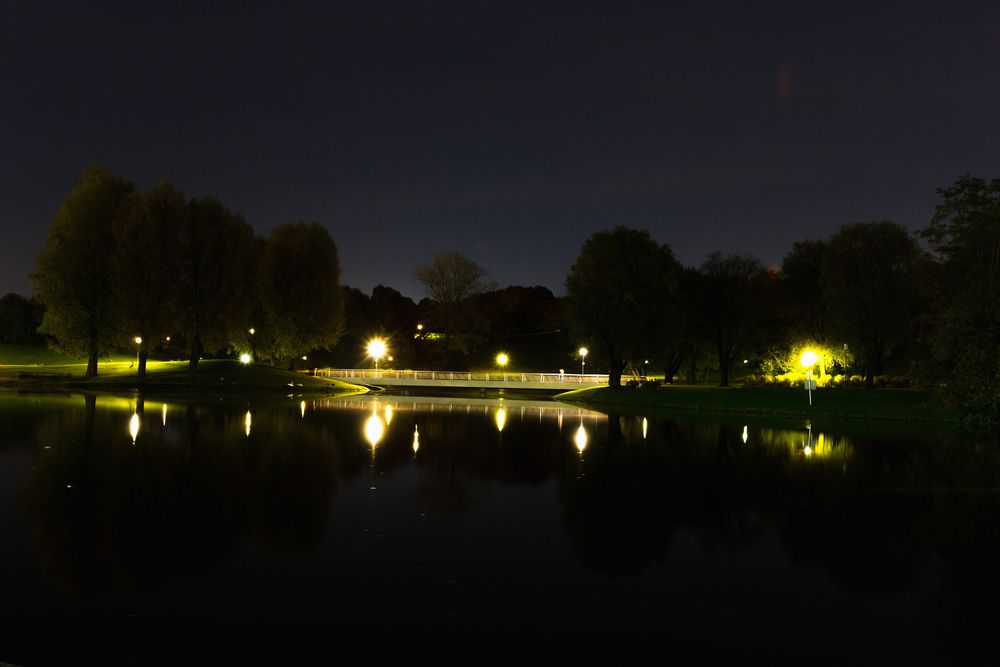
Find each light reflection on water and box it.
[0,392,997,662]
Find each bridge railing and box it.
[317,368,609,384]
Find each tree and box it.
[175,197,258,370]
[414,251,494,363]
[111,180,187,378]
[691,252,770,387]
[821,221,921,388]
[31,164,135,376]
[0,293,44,344]
[781,239,828,343]
[920,175,1000,423]
[564,226,682,388]
[257,222,345,366]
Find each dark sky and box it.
[3,1,998,300]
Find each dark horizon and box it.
[3,1,999,300]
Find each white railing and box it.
[316,368,608,384]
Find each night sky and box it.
[3,1,998,300]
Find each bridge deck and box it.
[318,368,608,390]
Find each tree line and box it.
[30,164,345,378]
[18,166,1000,425]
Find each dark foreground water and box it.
[1,391,999,664]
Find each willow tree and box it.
[175,197,258,370]
[32,164,135,376]
[111,180,187,378]
[257,222,345,366]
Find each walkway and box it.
[317,368,608,390]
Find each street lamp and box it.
[496,352,509,381]
[578,346,588,375]
[800,349,818,406]
[367,338,388,374]
[133,336,142,368]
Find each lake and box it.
[1,391,998,663]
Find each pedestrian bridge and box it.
[317,368,608,390]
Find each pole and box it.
[807,369,813,406]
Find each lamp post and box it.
[800,349,818,406]
[133,336,142,368]
[496,353,509,381]
[367,338,387,376]
[578,346,588,375]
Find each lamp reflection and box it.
[574,422,588,454]
[161,403,167,427]
[244,410,252,437]
[129,412,139,445]
[300,400,306,418]
[495,407,507,432]
[412,425,420,455]
[742,425,748,444]
[365,412,385,447]
[385,404,393,425]
[642,417,648,440]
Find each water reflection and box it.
[574,422,588,454]
[495,406,507,432]
[128,412,139,445]
[5,393,1000,662]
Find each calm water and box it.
[1,391,999,663]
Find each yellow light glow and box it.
[574,423,588,452]
[495,407,507,432]
[384,404,393,425]
[742,425,748,444]
[496,353,509,367]
[133,336,142,345]
[642,417,648,439]
[804,445,813,456]
[365,413,385,446]
[162,403,167,426]
[578,347,588,358]
[244,410,252,437]
[129,412,139,444]
[300,400,306,418]
[416,323,423,331]
[800,350,818,368]
[239,353,252,365]
[412,425,420,454]
[248,327,255,335]
[367,338,388,360]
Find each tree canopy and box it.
[920,176,1000,423]
[414,251,493,362]
[257,222,345,365]
[821,221,921,387]
[565,226,682,387]
[31,164,135,376]
[111,180,187,378]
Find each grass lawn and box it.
[555,383,960,425]
[0,344,366,395]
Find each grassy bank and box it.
[555,384,959,425]
[1,347,366,396]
